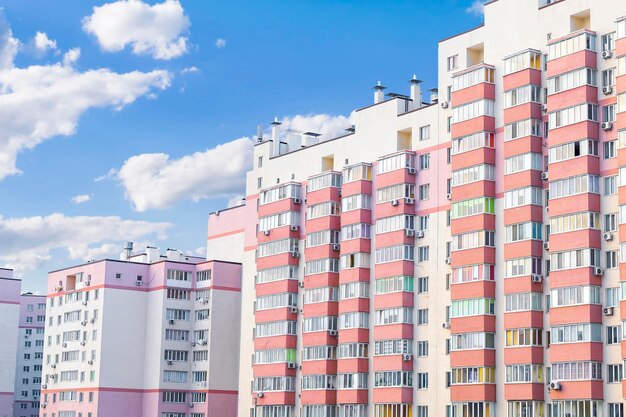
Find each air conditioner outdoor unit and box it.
[604,232,614,241]
[169,319,175,325]
[408,167,416,175]
[135,280,142,287]
[189,403,195,408]
[51,364,56,369]
[338,190,342,196]
[603,86,613,95]
[549,381,561,391]
[604,307,614,316]
[294,198,302,204]
[191,342,196,346]
[85,281,91,287]
[42,404,47,409]
[81,321,87,326]
[298,281,305,288]
[593,267,603,276]
[402,354,412,361]
[287,362,297,369]
[290,225,299,231]
[34,396,38,401]
[405,198,415,205]
[543,242,549,250]
[441,101,449,109]
[541,104,548,112]
[416,230,425,239]
[446,193,452,200]
[62,343,67,348]
[602,122,613,131]
[531,275,543,283]
[167,360,173,365]
[257,392,264,398]
[88,360,93,365]
[80,341,86,346]
[263,230,270,236]
[602,50,612,59]
[405,229,415,237]
[201,340,208,345]
[290,307,298,314]
[332,244,341,251]
[442,322,450,329]
[328,329,338,337]
[391,199,399,207]
[541,172,549,180]
[291,251,300,258]
[82,301,88,306]
[42,384,47,389]
[445,257,451,265]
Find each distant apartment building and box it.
[205,1,626,416]
[13,292,46,417]
[0,269,20,417]
[40,246,241,417]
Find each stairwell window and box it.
[602,33,615,52]
[447,55,458,71]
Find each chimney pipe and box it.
[372,81,386,104]
[256,125,264,143]
[409,75,423,110]
[271,117,282,156]
[429,88,439,104]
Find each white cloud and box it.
[181,66,199,74]
[0,213,171,274]
[71,194,92,204]
[116,113,352,211]
[215,38,226,48]
[118,137,253,212]
[34,31,57,52]
[82,0,190,60]
[0,15,172,181]
[227,194,245,208]
[465,0,487,16]
[193,246,206,257]
[94,168,118,182]
[0,14,18,70]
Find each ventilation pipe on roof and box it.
[409,75,423,110]
[373,81,386,104]
[271,117,282,156]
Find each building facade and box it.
[218,1,626,416]
[40,247,242,417]
[0,269,20,417]
[13,293,46,417]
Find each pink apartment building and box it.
[0,269,20,417]
[40,246,241,417]
[205,1,626,416]
[14,292,46,417]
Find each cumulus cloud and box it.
[94,168,118,182]
[0,15,172,181]
[215,38,226,48]
[34,32,57,52]
[0,213,171,274]
[116,113,352,211]
[71,194,92,204]
[181,66,199,74]
[227,194,245,208]
[466,0,487,16]
[82,0,190,60]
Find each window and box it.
[447,55,458,71]
[417,309,428,325]
[417,341,429,357]
[341,194,371,212]
[551,361,602,380]
[451,298,495,317]
[377,152,415,174]
[505,222,542,242]
[549,103,598,128]
[301,346,336,361]
[374,371,413,387]
[341,223,371,241]
[451,332,495,350]
[374,339,412,355]
[377,184,414,203]
[550,248,601,271]
[452,264,494,284]
[255,321,297,337]
[547,68,597,94]
[419,125,430,140]
[605,213,617,232]
[339,312,369,329]
[504,85,542,108]
[505,293,543,312]
[505,187,543,209]
[301,374,336,390]
[607,326,621,345]
[419,154,430,170]
[452,100,495,123]
[452,131,495,155]
[605,176,617,195]
[450,367,495,384]
[550,323,602,343]
[339,282,369,299]
[607,364,623,383]
[452,230,495,250]
[376,307,413,325]
[452,66,495,91]
[376,215,415,234]
[375,245,414,264]
[375,276,414,294]
[505,328,543,347]
[418,184,429,201]
[256,266,297,284]
[303,316,337,333]
[337,373,368,390]
[260,183,301,205]
[417,276,428,293]
[253,376,295,392]
[343,163,372,183]
[507,402,544,417]
[505,364,544,383]
[417,373,428,389]
[604,105,616,124]
[307,202,340,219]
[308,172,341,192]
[337,343,368,359]
[417,246,429,262]
[603,68,616,88]
[548,174,600,199]
[504,49,542,75]
[547,32,596,60]
[607,288,619,307]
[452,164,495,186]
[602,32,615,52]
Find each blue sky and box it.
[0,0,484,293]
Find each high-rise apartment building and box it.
[40,246,242,417]
[0,268,20,417]
[13,292,46,417]
[214,1,626,416]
